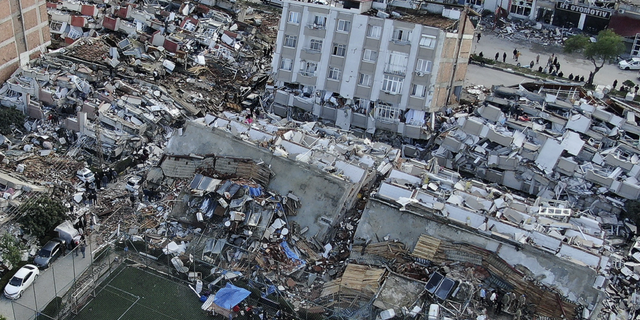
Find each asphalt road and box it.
[0,242,94,320]
[469,30,640,89]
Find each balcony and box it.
[306,23,326,30]
[383,65,406,76]
[298,71,317,77]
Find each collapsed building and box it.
[1,0,640,318]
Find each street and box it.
[0,243,95,320]
[469,30,639,89]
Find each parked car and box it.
[33,238,65,269]
[4,264,39,299]
[125,176,143,192]
[618,58,640,70]
[76,168,95,183]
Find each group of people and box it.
[478,286,526,316]
[612,79,640,94]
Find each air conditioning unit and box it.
[415,71,424,76]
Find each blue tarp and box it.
[213,283,251,310]
[248,187,262,197]
[281,241,306,266]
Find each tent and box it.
[202,283,251,316]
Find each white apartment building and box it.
[269,0,475,139]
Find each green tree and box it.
[0,107,25,135]
[0,234,24,268]
[18,197,68,238]
[563,29,625,86]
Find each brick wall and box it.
[0,0,51,83]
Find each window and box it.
[284,35,297,48]
[419,35,436,48]
[382,75,403,94]
[392,28,412,42]
[309,39,323,52]
[466,0,483,5]
[385,52,408,75]
[510,0,533,16]
[300,61,317,76]
[280,58,293,71]
[332,44,346,57]
[363,49,378,62]
[415,59,433,73]
[358,73,372,87]
[312,15,327,29]
[366,25,382,39]
[411,84,426,97]
[328,67,341,80]
[288,11,300,24]
[337,20,351,32]
[375,104,400,121]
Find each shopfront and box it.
[552,2,612,33]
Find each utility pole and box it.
[445,5,470,106]
[94,112,104,170]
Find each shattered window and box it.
[415,59,433,73]
[363,49,378,62]
[392,28,412,43]
[287,11,300,24]
[280,58,293,71]
[358,73,372,87]
[411,84,426,98]
[328,67,341,80]
[382,75,403,94]
[366,25,382,39]
[332,44,346,57]
[419,34,436,48]
[300,61,317,76]
[337,20,351,32]
[284,35,297,48]
[309,39,323,52]
[375,103,400,121]
[510,0,533,16]
[312,15,327,29]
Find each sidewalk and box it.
[471,31,637,89]
[0,237,98,320]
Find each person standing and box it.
[80,241,86,258]
[477,32,481,43]
[512,48,518,59]
[502,52,507,63]
[495,52,499,61]
[613,79,618,90]
[515,51,521,62]
[536,54,540,64]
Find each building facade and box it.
[270,0,474,139]
[0,0,51,82]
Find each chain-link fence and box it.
[7,240,120,320]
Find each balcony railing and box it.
[383,65,407,76]
[306,24,326,30]
[299,71,317,77]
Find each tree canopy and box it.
[0,234,24,268]
[18,197,68,238]
[563,29,625,85]
[0,107,25,135]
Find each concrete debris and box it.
[0,0,639,319]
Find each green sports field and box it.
[72,265,211,320]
